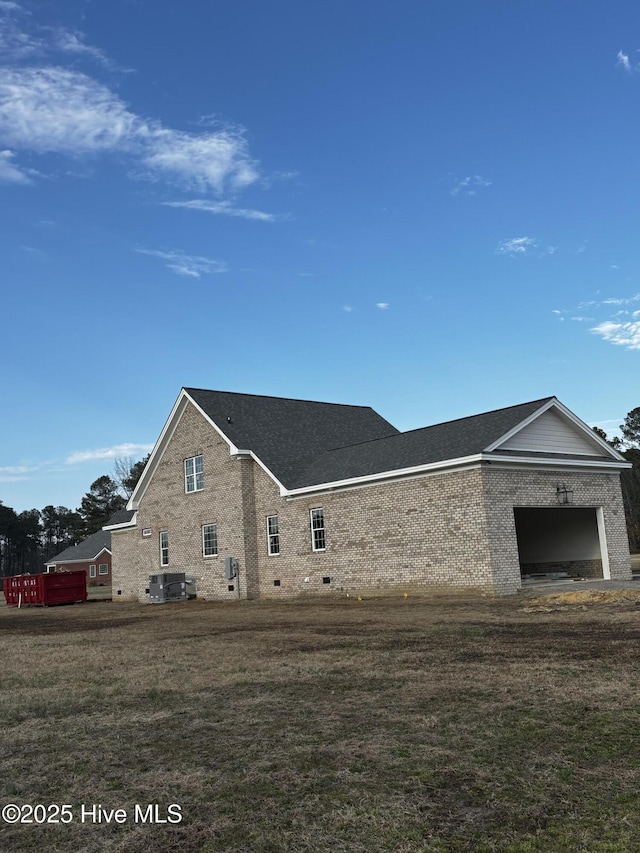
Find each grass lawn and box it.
[1,592,640,852]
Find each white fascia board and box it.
[550,400,628,461]
[231,448,289,494]
[127,391,191,510]
[127,389,240,511]
[283,454,484,498]
[484,398,627,462]
[483,453,632,470]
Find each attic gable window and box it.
[184,455,204,493]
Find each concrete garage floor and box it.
[518,553,640,596]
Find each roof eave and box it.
[283,454,485,497]
[283,450,631,498]
[103,512,138,531]
[483,452,632,470]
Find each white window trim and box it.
[184,455,204,494]
[266,515,280,556]
[160,531,169,567]
[202,523,218,558]
[310,508,326,552]
[98,564,108,575]
[89,564,96,578]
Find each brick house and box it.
[108,388,632,600]
[46,529,112,585]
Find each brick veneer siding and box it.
[251,463,497,597]
[111,402,250,601]
[481,467,631,595]
[111,401,632,601]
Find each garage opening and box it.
[513,507,609,581]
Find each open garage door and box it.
[513,507,609,581]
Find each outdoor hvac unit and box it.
[147,573,197,604]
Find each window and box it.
[310,508,326,551]
[267,515,280,555]
[89,564,96,578]
[184,455,204,493]
[160,531,169,566]
[99,564,108,575]
[142,528,152,537]
[202,524,218,557]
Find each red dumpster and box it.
[2,571,87,607]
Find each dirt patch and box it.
[525,588,640,608]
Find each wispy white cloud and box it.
[0,67,140,153]
[496,236,537,256]
[47,27,112,68]
[136,247,227,278]
[66,442,154,465]
[342,305,352,312]
[376,302,389,310]
[0,12,266,196]
[451,174,492,196]
[496,237,557,257]
[143,128,258,193]
[162,199,280,222]
[591,320,640,350]
[555,292,640,351]
[617,50,632,72]
[0,148,31,183]
[0,464,34,482]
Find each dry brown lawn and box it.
[1,591,640,852]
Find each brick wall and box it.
[481,467,631,595]
[251,463,497,596]
[111,402,249,601]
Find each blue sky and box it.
[2,0,639,513]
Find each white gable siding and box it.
[497,409,602,455]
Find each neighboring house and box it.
[108,388,632,601]
[46,529,113,585]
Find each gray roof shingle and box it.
[48,529,111,564]
[180,390,616,492]
[184,388,400,486]
[289,397,557,487]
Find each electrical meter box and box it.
[224,557,238,580]
[147,572,191,603]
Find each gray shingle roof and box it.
[185,388,400,486]
[48,529,111,564]
[180,390,617,492]
[289,397,557,487]
[104,509,136,528]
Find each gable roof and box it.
[184,388,400,486]
[47,529,111,565]
[129,389,629,505]
[289,397,556,488]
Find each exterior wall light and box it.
[556,483,574,505]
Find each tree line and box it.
[0,456,148,578]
